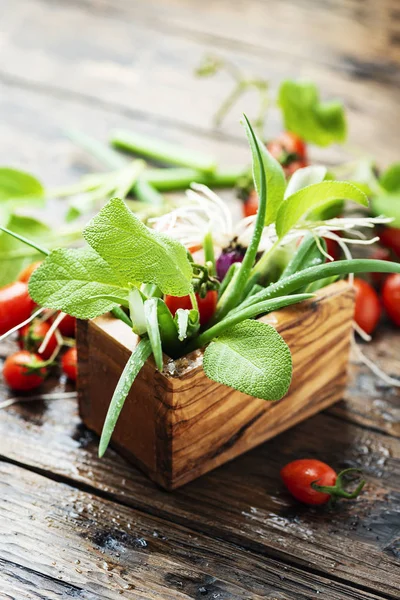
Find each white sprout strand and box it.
[0,307,46,342]
[351,334,400,388]
[38,311,66,355]
[190,183,233,234]
[352,321,372,342]
[0,391,77,410]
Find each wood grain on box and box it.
[77,281,355,489]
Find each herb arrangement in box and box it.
[2,117,400,488]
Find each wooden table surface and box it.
[1,1,400,598]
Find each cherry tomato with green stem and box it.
[165,290,218,326]
[281,459,365,506]
[18,261,42,283]
[61,347,78,381]
[353,278,381,335]
[382,273,400,326]
[3,350,47,391]
[18,319,58,360]
[0,281,35,335]
[267,131,308,175]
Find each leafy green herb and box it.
[284,166,327,197]
[245,122,285,226]
[203,320,292,401]
[276,181,368,238]
[280,234,326,281]
[379,163,400,193]
[28,247,129,319]
[98,338,152,457]
[144,298,163,371]
[83,197,193,296]
[278,80,347,146]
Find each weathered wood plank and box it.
[1,461,392,600]
[0,382,399,596]
[0,0,399,164]
[0,558,92,600]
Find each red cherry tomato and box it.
[61,347,78,381]
[267,131,308,176]
[0,281,35,335]
[281,459,337,505]
[382,273,400,326]
[18,261,42,283]
[379,227,400,258]
[55,314,76,338]
[324,236,341,262]
[164,290,217,326]
[3,350,47,391]
[243,190,259,218]
[370,247,391,287]
[281,459,365,505]
[353,278,381,335]
[18,319,58,360]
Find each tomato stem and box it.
[311,468,365,500]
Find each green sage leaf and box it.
[203,320,292,401]
[99,338,152,457]
[83,197,193,296]
[29,247,129,319]
[278,80,347,146]
[0,167,44,205]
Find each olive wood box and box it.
[77,281,355,490]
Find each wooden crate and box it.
[77,281,355,490]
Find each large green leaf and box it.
[276,181,368,238]
[29,247,129,319]
[278,80,347,146]
[83,197,193,296]
[244,119,285,225]
[203,319,292,401]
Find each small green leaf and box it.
[83,198,193,296]
[278,80,347,146]
[0,215,51,286]
[99,338,152,457]
[144,298,163,371]
[0,167,44,204]
[203,320,292,401]
[29,247,129,319]
[380,163,400,193]
[244,119,285,225]
[276,181,368,238]
[371,192,400,228]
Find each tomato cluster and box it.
[1,262,77,391]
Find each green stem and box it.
[67,129,126,170]
[237,259,400,314]
[143,167,245,191]
[213,115,267,320]
[186,293,312,352]
[111,306,133,327]
[203,231,215,275]
[189,291,199,313]
[134,178,164,206]
[111,130,216,174]
[214,82,246,128]
[312,468,365,500]
[0,226,50,256]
